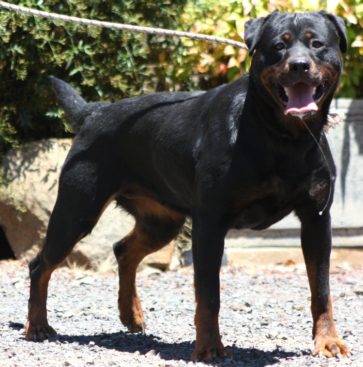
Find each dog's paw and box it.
[120,312,145,333]
[119,295,145,333]
[124,320,145,333]
[191,342,228,361]
[25,320,57,341]
[313,336,350,358]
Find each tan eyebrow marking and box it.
[305,31,313,39]
[282,33,291,41]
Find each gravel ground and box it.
[1,260,362,367]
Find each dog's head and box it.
[245,11,347,121]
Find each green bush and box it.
[0,0,362,156]
[0,0,190,154]
[179,0,363,97]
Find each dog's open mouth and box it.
[278,82,325,117]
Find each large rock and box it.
[0,139,175,270]
[0,139,71,259]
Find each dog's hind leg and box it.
[25,159,117,341]
[113,196,185,332]
[113,225,154,333]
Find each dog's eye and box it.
[312,40,324,49]
[274,42,285,51]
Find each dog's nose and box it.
[289,58,311,73]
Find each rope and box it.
[0,1,248,50]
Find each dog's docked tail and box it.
[49,76,87,132]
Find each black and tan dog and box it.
[26,11,349,360]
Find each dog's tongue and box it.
[284,83,318,116]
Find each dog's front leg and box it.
[297,207,350,357]
[191,214,227,361]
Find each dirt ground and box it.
[1,251,362,367]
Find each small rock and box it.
[145,349,157,356]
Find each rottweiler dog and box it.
[26,11,349,360]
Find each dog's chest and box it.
[230,174,308,230]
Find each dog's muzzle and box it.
[276,57,327,119]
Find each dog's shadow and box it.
[53,331,302,366]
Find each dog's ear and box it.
[244,11,278,55]
[244,17,266,55]
[319,11,348,53]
